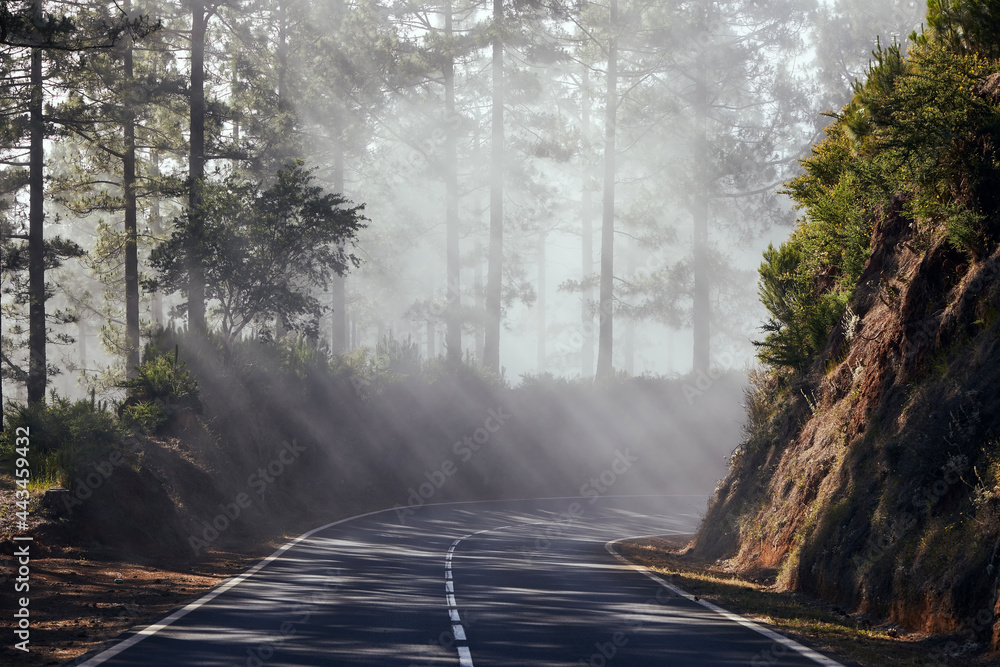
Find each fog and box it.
[1,0,926,501]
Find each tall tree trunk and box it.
[474,236,484,362]
[581,67,594,377]
[277,0,287,109]
[623,318,634,375]
[622,236,633,375]
[444,0,461,364]
[537,231,546,372]
[272,0,290,341]
[692,73,710,373]
[483,0,504,374]
[692,192,710,373]
[187,1,207,334]
[275,0,292,164]
[27,45,45,406]
[78,318,87,372]
[595,0,618,380]
[329,0,348,356]
[330,131,347,354]
[123,0,140,376]
[149,151,163,326]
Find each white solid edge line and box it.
[604,537,846,667]
[77,496,706,665]
[77,505,401,666]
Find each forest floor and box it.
[0,478,308,666]
[616,535,1000,667]
[0,545,271,666]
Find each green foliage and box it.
[119,400,167,434]
[423,357,508,389]
[755,235,852,369]
[924,0,1000,59]
[343,333,426,395]
[321,333,508,397]
[117,345,201,430]
[760,12,1000,370]
[0,393,120,482]
[277,334,332,380]
[517,372,582,390]
[371,332,422,379]
[149,162,367,341]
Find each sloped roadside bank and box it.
[616,536,1000,667]
[661,13,1000,666]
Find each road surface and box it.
[74,496,846,666]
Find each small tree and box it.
[149,163,366,342]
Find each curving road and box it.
[73,496,847,667]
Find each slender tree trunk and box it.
[27,45,45,406]
[187,1,207,334]
[692,193,710,373]
[537,230,546,372]
[329,0,348,355]
[483,0,504,374]
[595,0,618,380]
[581,67,594,377]
[149,151,163,326]
[275,0,292,164]
[78,319,87,371]
[474,236,484,362]
[272,0,290,341]
[123,0,140,376]
[692,73,710,373]
[624,318,634,375]
[277,0,287,109]
[621,236,633,375]
[231,57,240,172]
[444,0,461,364]
[330,132,347,354]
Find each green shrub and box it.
[118,345,201,419]
[370,332,422,381]
[119,400,168,434]
[763,25,1000,370]
[424,356,508,389]
[278,334,331,379]
[1,393,121,483]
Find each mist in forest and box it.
[1,0,927,500]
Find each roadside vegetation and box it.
[0,326,744,555]
[665,2,1000,661]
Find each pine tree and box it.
[0,0,150,405]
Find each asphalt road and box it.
[74,496,846,667]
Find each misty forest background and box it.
[0,0,939,523]
[0,0,931,406]
[6,4,1000,661]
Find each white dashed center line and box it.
[445,526,511,667]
